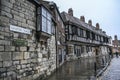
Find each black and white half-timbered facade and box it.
[61,8,111,62]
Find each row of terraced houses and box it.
[0,0,112,80]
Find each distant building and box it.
[61,8,111,62]
[112,35,120,53]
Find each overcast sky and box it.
[46,0,120,40]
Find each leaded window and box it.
[41,7,51,34]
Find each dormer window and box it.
[42,7,52,34]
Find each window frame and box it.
[41,6,52,34]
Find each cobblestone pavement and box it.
[101,56,120,80]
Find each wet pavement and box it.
[101,56,120,80]
[45,56,107,80]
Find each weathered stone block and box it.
[1,0,13,8]
[13,52,23,60]
[18,22,22,27]
[16,65,21,69]
[30,59,37,63]
[1,10,12,18]
[0,16,9,24]
[38,58,42,62]
[4,77,12,80]
[11,10,19,15]
[0,40,10,45]
[27,20,34,26]
[19,13,24,18]
[1,5,10,13]
[7,71,15,76]
[13,15,22,22]
[13,33,19,38]
[21,22,28,28]
[20,47,27,51]
[13,60,20,65]
[0,52,11,61]
[0,46,4,51]
[0,68,6,72]
[7,66,16,71]
[10,0,15,3]
[10,19,18,25]
[29,25,35,30]
[30,52,37,58]
[0,35,4,39]
[29,47,35,51]
[0,31,12,37]
[5,46,15,51]
[38,53,42,58]
[21,64,26,68]
[21,18,26,24]
[3,61,12,67]
[0,61,3,67]
[26,64,30,67]
[20,60,27,64]
[24,52,30,59]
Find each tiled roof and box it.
[61,11,109,37]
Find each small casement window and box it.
[41,7,52,34]
[69,25,72,34]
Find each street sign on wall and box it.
[10,25,31,34]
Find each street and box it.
[100,55,120,80]
[45,56,107,80]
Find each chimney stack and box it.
[80,16,85,22]
[96,23,100,30]
[88,20,92,26]
[68,8,73,16]
[114,35,118,40]
[103,31,106,34]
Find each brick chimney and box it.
[68,8,73,16]
[96,23,100,30]
[114,35,118,40]
[88,20,92,26]
[103,31,106,34]
[80,16,85,22]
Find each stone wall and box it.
[0,0,56,80]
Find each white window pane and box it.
[47,13,51,20]
[42,16,46,23]
[42,22,46,32]
[42,24,46,32]
[42,7,46,17]
[47,20,51,34]
[42,16,47,32]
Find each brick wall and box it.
[0,0,56,80]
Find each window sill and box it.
[36,31,51,41]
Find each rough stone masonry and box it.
[0,0,56,80]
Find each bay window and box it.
[41,7,52,34]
